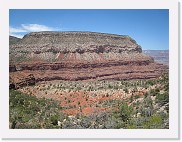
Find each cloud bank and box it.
[10,24,60,38]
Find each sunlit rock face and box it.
[9,31,168,86]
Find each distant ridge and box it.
[9,36,21,45]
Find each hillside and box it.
[9,32,168,88]
[9,31,169,129]
[9,36,21,45]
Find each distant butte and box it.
[9,31,168,89]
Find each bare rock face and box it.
[9,72,35,89]
[9,31,168,84]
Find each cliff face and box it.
[9,31,168,86]
[10,32,142,63]
[11,32,142,53]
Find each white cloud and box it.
[9,27,27,33]
[10,24,61,38]
[21,24,58,32]
[9,24,61,37]
[9,33,24,38]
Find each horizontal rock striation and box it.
[9,72,35,89]
[10,32,142,63]
[11,31,142,53]
[9,31,168,86]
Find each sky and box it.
[9,9,169,50]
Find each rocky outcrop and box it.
[9,32,142,64]
[9,72,35,89]
[9,65,17,72]
[9,31,168,84]
[11,32,142,53]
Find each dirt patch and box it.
[18,79,159,116]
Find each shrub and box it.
[156,92,169,106]
[144,115,162,129]
[114,101,133,122]
[123,88,129,93]
[78,101,80,105]
[9,90,64,129]
[144,92,149,98]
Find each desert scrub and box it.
[9,90,65,129]
[123,88,129,93]
[156,92,169,106]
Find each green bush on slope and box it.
[9,90,64,129]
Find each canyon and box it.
[9,31,168,88]
[9,32,169,128]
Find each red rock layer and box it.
[9,32,168,87]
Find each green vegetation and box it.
[9,90,64,129]
[9,73,169,129]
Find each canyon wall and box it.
[9,32,168,88]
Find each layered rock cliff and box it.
[9,31,168,87]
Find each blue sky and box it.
[9,9,169,50]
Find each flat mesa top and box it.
[11,31,140,53]
[24,31,129,38]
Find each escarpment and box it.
[9,31,168,88]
